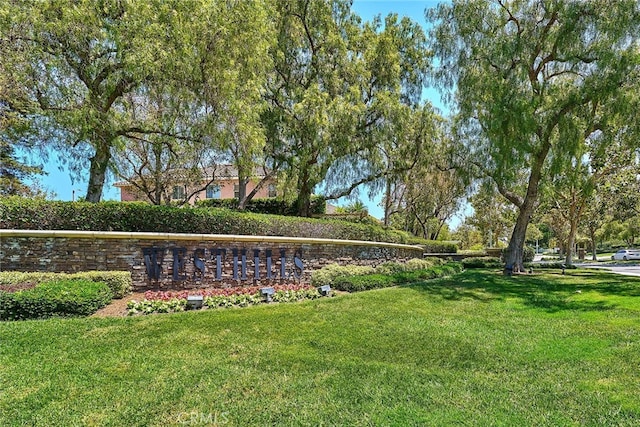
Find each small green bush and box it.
[525,262,577,270]
[330,262,463,292]
[421,241,458,254]
[0,271,131,299]
[0,279,113,320]
[311,264,375,287]
[462,257,503,269]
[375,258,442,275]
[332,274,396,293]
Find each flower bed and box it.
[127,284,324,315]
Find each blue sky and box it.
[32,1,457,222]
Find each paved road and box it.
[576,263,640,277]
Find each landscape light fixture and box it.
[260,287,275,302]
[187,295,204,310]
[318,285,331,297]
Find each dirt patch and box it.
[0,282,38,293]
[92,292,146,318]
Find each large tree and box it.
[264,1,429,216]
[428,0,640,271]
[0,1,182,201]
[1,0,271,203]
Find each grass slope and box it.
[1,269,639,426]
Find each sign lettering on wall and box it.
[143,247,304,281]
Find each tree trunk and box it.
[502,141,551,274]
[236,176,249,209]
[565,216,579,265]
[504,203,531,273]
[383,179,392,227]
[85,140,111,203]
[590,230,597,261]
[296,166,313,217]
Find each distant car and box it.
[611,249,640,261]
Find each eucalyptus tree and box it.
[428,0,640,271]
[264,1,429,216]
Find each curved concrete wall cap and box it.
[0,229,423,251]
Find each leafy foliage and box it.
[0,271,131,299]
[420,240,458,253]
[127,284,323,315]
[331,263,463,292]
[196,195,326,216]
[0,279,113,320]
[311,258,462,292]
[461,257,503,269]
[428,0,640,269]
[0,197,417,243]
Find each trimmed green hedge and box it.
[420,240,458,254]
[0,279,113,320]
[525,262,577,270]
[462,257,503,269]
[0,271,131,299]
[195,195,326,216]
[332,262,463,292]
[0,197,417,244]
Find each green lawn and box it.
[1,269,639,426]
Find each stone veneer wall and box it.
[0,230,424,291]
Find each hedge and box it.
[420,240,459,254]
[310,257,445,287]
[0,197,416,244]
[0,271,131,299]
[331,262,463,292]
[0,279,113,320]
[524,262,577,270]
[195,195,326,216]
[461,257,503,269]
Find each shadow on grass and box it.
[405,269,640,313]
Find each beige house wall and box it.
[116,177,277,204]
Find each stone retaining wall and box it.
[0,230,424,291]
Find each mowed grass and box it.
[1,269,640,426]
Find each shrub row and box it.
[310,257,444,287]
[0,271,131,299]
[525,262,577,270]
[0,279,113,320]
[332,263,464,293]
[415,240,459,254]
[195,195,326,216]
[311,258,462,293]
[1,197,420,244]
[461,257,503,269]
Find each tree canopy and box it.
[428,0,640,269]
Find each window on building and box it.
[206,184,221,199]
[268,183,277,198]
[172,185,185,200]
[233,184,240,199]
